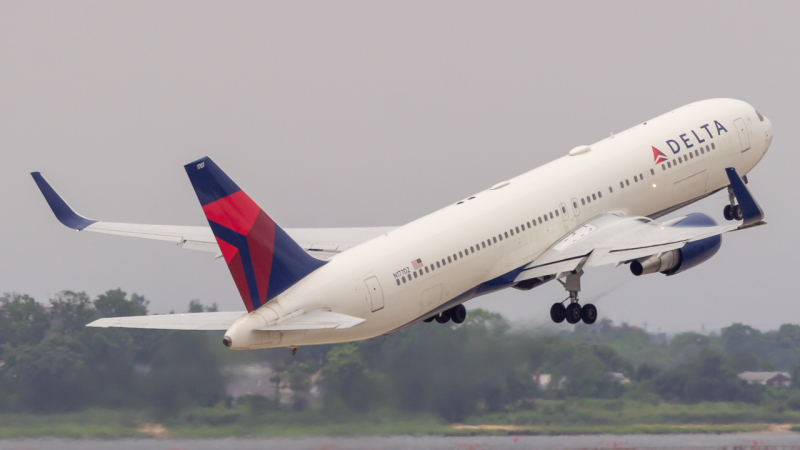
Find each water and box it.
[1,435,799,450]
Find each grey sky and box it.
[1,1,796,333]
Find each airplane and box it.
[32,98,772,351]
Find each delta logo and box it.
[652,146,668,164]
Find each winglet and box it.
[31,172,98,230]
[725,168,765,227]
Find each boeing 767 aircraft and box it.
[32,98,771,351]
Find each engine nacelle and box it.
[630,213,722,277]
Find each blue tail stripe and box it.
[208,220,262,311]
[31,172,98,231]
[266,225,328,300]
[185,157,242,206]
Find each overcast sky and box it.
[1,1,797,333]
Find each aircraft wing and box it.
[516,168,765,281]
[31,172,394,260]
[87,311,247,330]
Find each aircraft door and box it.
[734,118,750,152]
[365,276,385,312]
[570,198,580,217]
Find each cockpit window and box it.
[756,110,764,122]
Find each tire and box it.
[581,303,597,324]
[565,303,582,324]
[435,310,451,324]
[733,205,743,221]
[723,204,733,221]
[550,303,566,323]
[450,304,467,324]
[423,316,435,323]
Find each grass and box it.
[0,401,796,438]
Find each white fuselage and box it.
[224,98,773,349]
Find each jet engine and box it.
[630,213,722,277]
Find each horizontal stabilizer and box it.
[257,309,365,331]
[87,311,247,330]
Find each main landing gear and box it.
[723,186,743,221]
[423,304,467,325]
[550,271,597,325]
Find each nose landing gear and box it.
[550,271,598,325]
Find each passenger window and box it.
[413,272,418,279]
[482,242,486,248]
[500,233,504,240]
[516,226,520,233]
[667,161,671,168]
[504,231,509,238]
[634,175,638,182]
[554,210,559,217]
[609,187,613,193]
[598,191,602,198]
[493,236,498,243]
[626,180,630,186]
[544,215,548,222]
[672,159,676,165]
[402,276,406,283]
[538,217,543,224]
[447,256,452,263]
[711,143,715,149]
[527,221,532,228]
[662,164,666,171]
[700,148,704,154]
[458,251,463,258]
[562,206,567,213]
[425,266,429,273]
[581,198,585,205]
[549,212,554,219]
[640,173,644,179]
[592,193,596,200]
[689,153,693,159]
[694,150,699,157]
[440,259,444,266]
[651,169,655,175]
[396,279,400,286]
[620,181,624,188]
[471,246,475,253]
[509,229,514,236]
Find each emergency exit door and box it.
[365,276,384,312]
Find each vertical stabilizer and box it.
[184,157,326,312]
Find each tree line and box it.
[1,289,799,422]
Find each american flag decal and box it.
[411,258,424,270]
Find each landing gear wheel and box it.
[423,316,435,323]
[550,303,566,323]
[565,303,582,324]
[435,310,451,324]
[581,303,597,324]
[450,304,467,324]
[723,204,733,221]
[733,205,743,221]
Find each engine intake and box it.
[630,213,722,277]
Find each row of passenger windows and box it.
[395,205,564,286]
[661,143,715,172]
[398,142,721,287]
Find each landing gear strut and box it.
[723,186,743,221]
[550,271,597,325]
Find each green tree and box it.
[94,288,148,318]
[0,293,48,352]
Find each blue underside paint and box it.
[31,172,98,231]
[665,213,721,276]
